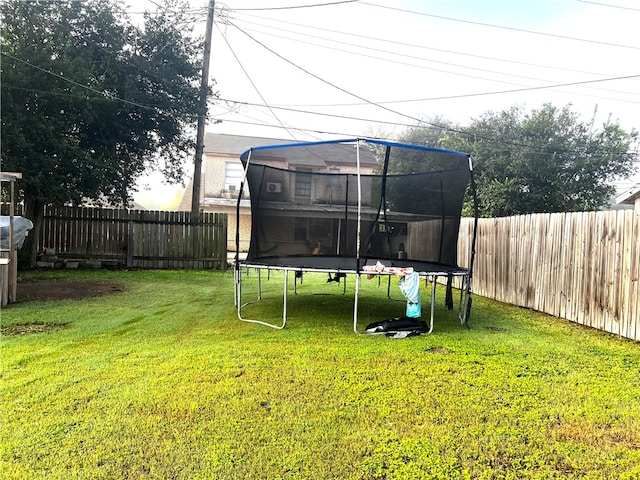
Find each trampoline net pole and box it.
[353,140,363,333]
[355,139,363,272]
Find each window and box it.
[225,162,243,190]
[295,171,311,197]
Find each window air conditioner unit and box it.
[266,182,281,193]
[225,184,237,191]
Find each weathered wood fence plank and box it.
[33,206,227,269]
[459,211,639,341]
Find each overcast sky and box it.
[134,0,640,207]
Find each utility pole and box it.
[191,0,215,217]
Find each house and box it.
[615,183,640,212]
[179,133,379,252]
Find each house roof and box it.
[615,183,640,205]
[204,133,378,168]
[204,133,292,156]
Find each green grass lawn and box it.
[2,269,639,479]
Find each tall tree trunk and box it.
[23,194,44,269]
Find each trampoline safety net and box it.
[238,138,475,273]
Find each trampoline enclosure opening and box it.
[234,138,478,332]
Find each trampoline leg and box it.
[353,273,361,334]
[237,268,287,329]
[458,276,465,315]
[458,275,472,328]
[428,275,436,334]
[234,267,239,307]
[283,269,288,326]
[236,271,244,318]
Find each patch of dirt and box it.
[2,322,71,336]
[482,325,507,332]
[15,279,125,303]
[4,279,125,336]
[425,346,450,354]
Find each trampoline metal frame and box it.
[234,264,472,334]
[233,137,478,335]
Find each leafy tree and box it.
[1,0,214,265]
[440,104,638,217]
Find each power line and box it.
[235,22,640,102]
[231,12,629,80]
[230,9,640,105]
[211,109,638,158]
[217,5,639,148]
[231,0,359,11]
[577,0,640,12]
[10,39,631,155]
[0,52,165,113]
[5,60,634,159]
[359,1,640,51]
[215,22,338,149]
[5,3,635,160]
[7,1,208,112]
[292,74,640,107]
[215,21,302,141]
[216,95,640,151]
[215,97,415,129]
[210,116,414,142]
[225,23,443,125]
[223,20,639,155]
[0,52,206,118]
[5,78,635,158]
[214,106,319,139]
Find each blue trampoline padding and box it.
[241,137,473,162]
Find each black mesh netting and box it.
[238,139,473,272]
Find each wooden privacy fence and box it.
[458,210,639,341]
[39,206,227,269]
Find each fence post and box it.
[127,214,134,269]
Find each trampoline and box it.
[233,138,479,333]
